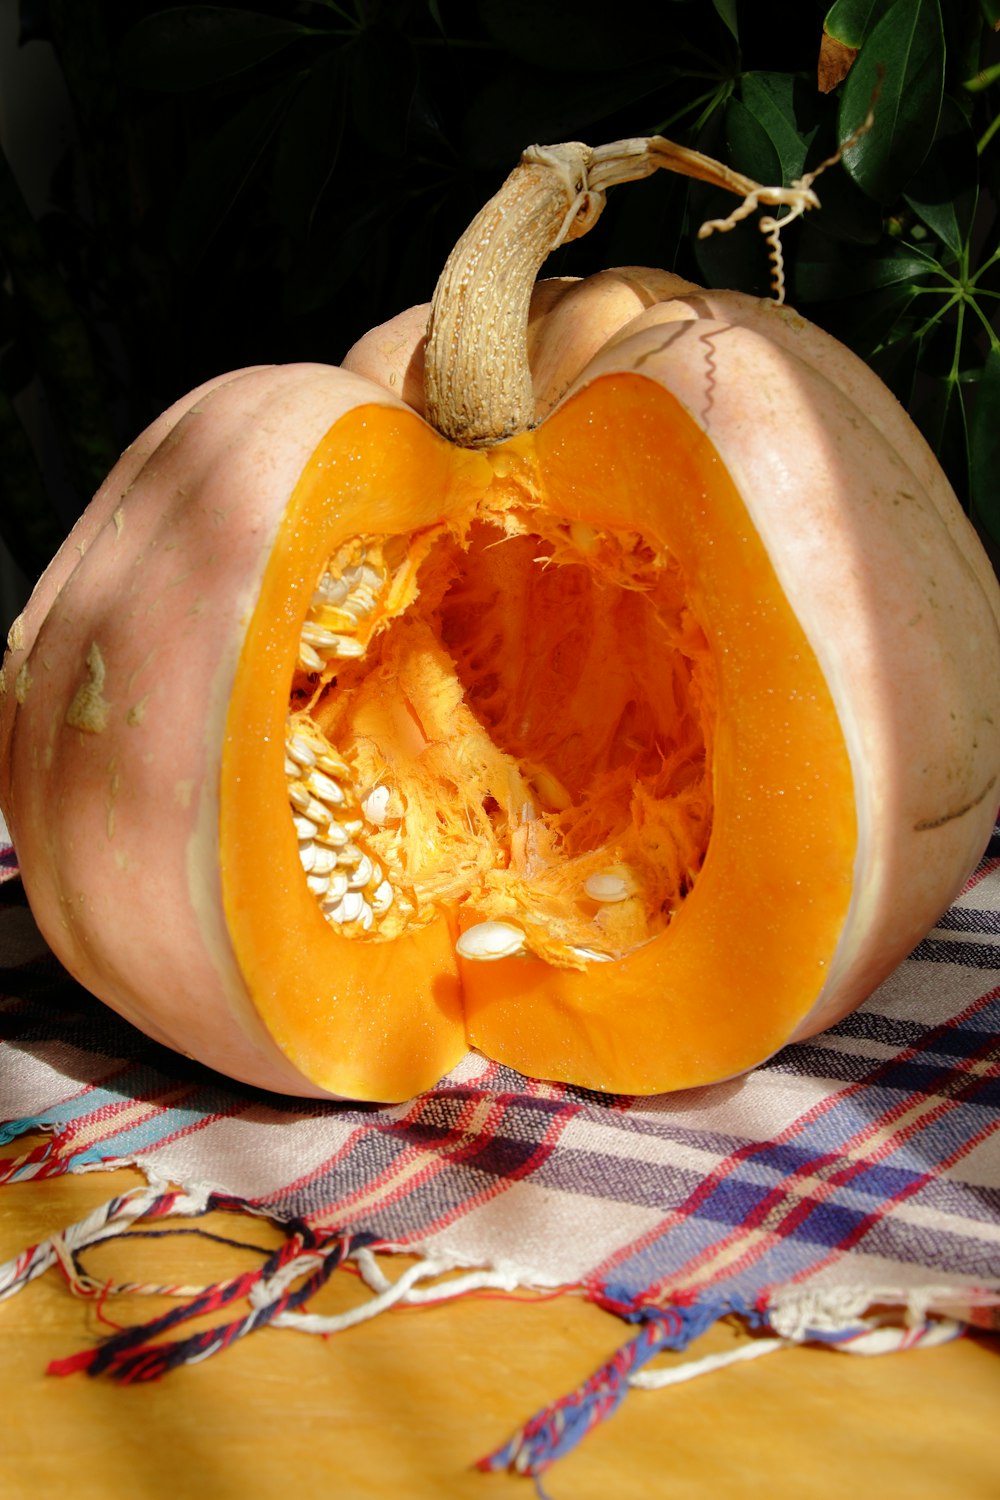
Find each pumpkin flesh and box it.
[223,375,855,1099]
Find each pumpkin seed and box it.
[306,768,345,807]
[325,891,365,925]
[298,641,325,674]
[585,870,634,903]
[301,622,346,652]
[320,874,350,908]
[315,821,350,848]
[455,920,527,961]
[328,634,366,659]
[286,733,317,768]
[371,880,393,915]
[361,784,391,826]
[347,854,374,890]
[314,571,349,605]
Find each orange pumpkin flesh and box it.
[221,374,853,1099]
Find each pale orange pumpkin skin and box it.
[2,269,998,1099]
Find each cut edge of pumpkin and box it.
[221,375,856,1100]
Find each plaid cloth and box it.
[2,826,1000,1476]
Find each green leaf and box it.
[839,0,945,204]
[691,101,782,294]
[917,367,971,505]
[903,97,978,257]
[349,27,419,158]
[793,232,932,301]
[823,0,896,50]
[970,347,1000,545]
[169,76,300,266]
[476,0,677,71]
[119,6,314,93]
[740,73,819,183]
[272,54,346,240]
[461,60,673,169]
[979,0,1000,33]
[282,195,399,318]
[712,0,738,40]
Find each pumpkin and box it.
[2,138,998,1102]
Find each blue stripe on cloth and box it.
[935,907,1000,935]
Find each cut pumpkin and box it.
[222,378,854,1098]
[1,137,997,1101]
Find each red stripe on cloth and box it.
[57,1084,208,1157]
[294,1088,581,1239]
[587,984,1000,1296]
[765,1055,1000,1301]
[312,1091,520,1231]
[961,854,1000,894]
[646,1025,1000,1305]
[390,1097,582,1245]
[255,1088,439,1209]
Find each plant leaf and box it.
[903,96,978,257]
[970,347,1000,545]
[691,101,782,294]
[273,54,346,240]
[839,0,945,204]
[475,0,677,71]
[712,0,738,41]
[348,26,418,158]
[740,73,819,183]
[169,76,300,266]
[461,60,673,169]
[119,6,313,93]
[793,231,932,302]
[823,0,896,50]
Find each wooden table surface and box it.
[2,1149,998,1500]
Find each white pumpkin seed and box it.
[330,634,366,659]
[298,641,324,674]
[315,820,349,848]
[371,879,393,915]
[584,870,634,904]
[325,890,365,925]
[300,622,344,652]
[361,784,391,826]
[456,920,527,962]
[286,734,316,768]
[311,846,337,876]
[347,854,373,890]
[307,768,345,806]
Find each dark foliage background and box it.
[2,0,999,586]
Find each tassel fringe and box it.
[0,1164,983,1477]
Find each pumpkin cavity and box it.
[284,504,716,967]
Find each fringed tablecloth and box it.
[2,827,999,1479]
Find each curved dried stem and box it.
[424,134,830,447]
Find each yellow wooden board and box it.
[2,1157,999,1500]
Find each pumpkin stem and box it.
[424,136,825,449]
